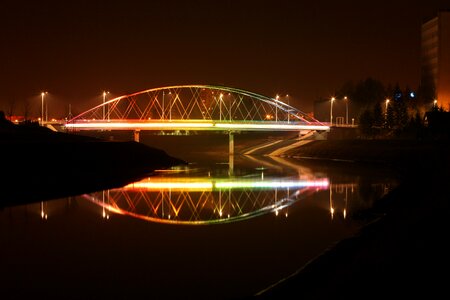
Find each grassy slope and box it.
[0,121,184,207]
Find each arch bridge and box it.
[65,85,329,153]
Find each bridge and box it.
[65,85,329,153]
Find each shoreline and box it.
[1,123,185,208]
[253,138,450,298]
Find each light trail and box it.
[64,120,329,131]
[122,177,329,191]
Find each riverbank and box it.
[255,138,450,298]
[0,120,185,207]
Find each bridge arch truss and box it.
[67,85,323,126]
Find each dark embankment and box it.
[255,139,450,299]
[284,139,448,176]
[0,119,185,208]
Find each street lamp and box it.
[169,92,172,121]
[344,96,348,125]
[219,93,223,121]
[162,91,165,120]
[385,99,390,122]
[330,97,335,125]
[103,91,109,120]
[434,99,438,108]
[286,94,290,123]
[41,92,47,126]
[275,95,279,122]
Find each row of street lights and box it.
[39,90,110,126]
[274,94,290,122]
[330,96,349,125]
[334,97,440,126]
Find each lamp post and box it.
[434,99,438,108]
[286,94,290,123]
[102,91,109,120]
[275,95,279,122]
[169,92,172,121]
[219,93,223,121]
[162,91,165,119]
[330,97,335,125]
[344,96,348,125]
[385,99,390,123]
[41,92,47,126]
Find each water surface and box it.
[0,154,397,299]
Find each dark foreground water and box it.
[0,153,398,299]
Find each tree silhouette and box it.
[372,102,384,127]
[359,109,373,137]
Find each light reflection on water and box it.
[1,155,398,299]
[84,176,330,225]
[78,155,396,226]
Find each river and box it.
[0,133,399,299]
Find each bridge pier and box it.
[229,131,234,155]
[229,153,234,176]
[228,131,234,175]
[134,130,140,142]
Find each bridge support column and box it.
[229,131,234,155]
[229,154,234,176]
[134,130,140,142]
[228,131,234,175]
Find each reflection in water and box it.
[83,167,394,225]
[32,156,396,225]
[40,201,48,220]
[2,155,398,299]
[84,176,330,225]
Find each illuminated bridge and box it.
[65,85,329,152]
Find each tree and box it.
[7,97,15,121]
[358,109,373,137]
[372,102,383,127]
[393,97,408,129]
[336,77,387,125]
[386,104,395,129]
[22,98,31,121]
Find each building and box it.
[421,11,450,110]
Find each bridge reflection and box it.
[84,176,330,225]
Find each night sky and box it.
[1,0,449,116]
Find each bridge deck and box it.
[64,120,329,132]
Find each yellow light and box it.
[65,121,330,131]
[124,180,213,191]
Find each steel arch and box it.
[67,85,323,124]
